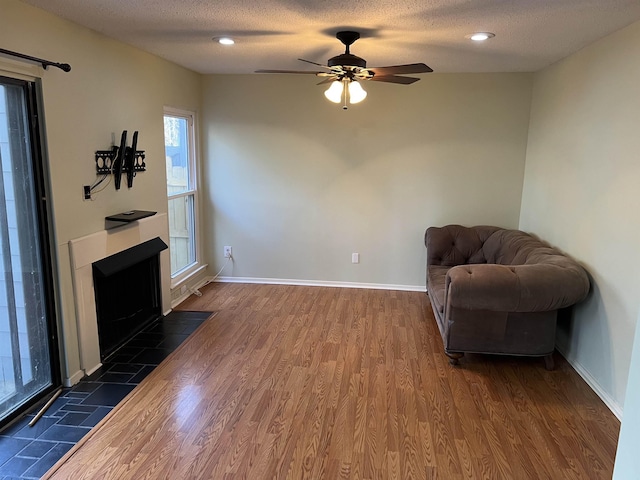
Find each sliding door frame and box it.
[0,74,61,430]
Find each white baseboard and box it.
[557,345,623,420]
[214,276,426,292]
[84,363,102,378]
[171,291,191,308]
[171,275,218,308]
[170,266,210,308]
[171,299,185,308]
[64,369,86,387]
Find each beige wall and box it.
[1,0,201,382]
[520,20,640,412]
[201,73,532,288]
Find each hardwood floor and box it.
[45,283,620,479]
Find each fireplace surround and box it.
[93,237,167,359]
[69,214,171,379]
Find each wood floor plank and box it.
[44,283,620,479]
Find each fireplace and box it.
[68,213,172,383]
[92,237,167,360]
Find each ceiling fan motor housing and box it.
[328,53,367,68]
[255,29,432,88]
[330,31,367,68]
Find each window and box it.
[0,75,60,428]
[163,108,199,280]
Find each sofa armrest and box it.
[446,263,590,312]
[425,226,450,267]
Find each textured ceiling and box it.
[21,0,640,74]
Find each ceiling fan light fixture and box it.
[216,37,235,45]
[256,30,432,109]
[324,80,344,103]
[348,80,367,104]
[467,32,495,42]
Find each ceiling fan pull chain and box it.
[343,80,348,110]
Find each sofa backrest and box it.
[427,225,583,269]
[482,229,583,271]
[426,224,500,267]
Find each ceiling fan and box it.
[255,31,433,108]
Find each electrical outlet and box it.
[83,185,91,200]
[224,246,233,258]
[352,253,360,264]
[180,285,188,295]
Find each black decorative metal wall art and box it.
[95,130,146,190]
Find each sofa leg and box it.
[446,352,464,366]
[544,354,555,371]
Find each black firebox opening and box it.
[92,237,168,360]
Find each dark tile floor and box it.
[0,310,211,479]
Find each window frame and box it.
[163,107,202,286]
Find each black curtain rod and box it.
[0,48,71,72]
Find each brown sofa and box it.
[425,225,590,369]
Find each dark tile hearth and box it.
[80,384,137,407]
[0,310,211,479]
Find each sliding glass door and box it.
[0,75,60,428]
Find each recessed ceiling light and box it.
[216,37,235,45]
[467,32,495,42]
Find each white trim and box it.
[170,264,208,289]
[0,57,41,80]
[64,369,86,387]
[171,292,190,308]
[166,194,198,283]
[84,363,103,378]
[163,106,202,283]
[556,344,623,420]
[168,190,196,201]
[171,274,213,308]
[214,276,426,292]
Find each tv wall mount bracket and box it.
[95,130,146,189]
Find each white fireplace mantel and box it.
[68,213,171,378]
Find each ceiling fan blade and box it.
[298,58,332,69]
[370,75,421,85]
[255,69,324,75]
[368,63,433,75]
